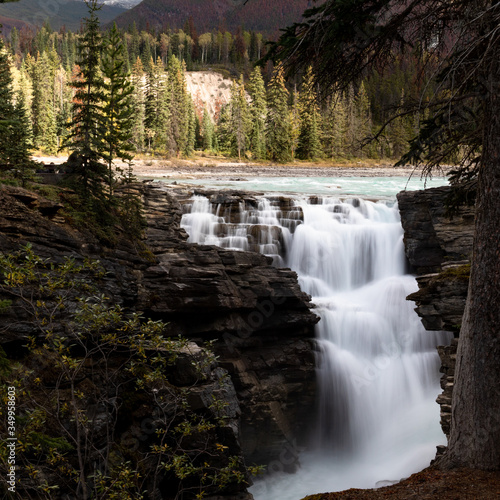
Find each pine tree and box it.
[101,23,135,195]
[266,64,292,163]
[247,66,267,160]
[166,55,190,156]
[10,27,19,56]
[388,88,408,159]
[54,65,71,150]
[145,57,169,152]
[185,95,196,156]
[352,82,372,158]
[63,0,107,199]
[323,92,347,160]
[11,88,35,185]
[17,65,33,141]
[201,107,214,151]
[0,38,33,183]
[30,51,58,154]
[129,22,140,65]
[130,57,146,152]
[297,66,322,160]
[229,74,250,160]
[214,103,232,153]
[289,85,302,160]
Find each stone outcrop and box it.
[397,186,474,274]
[0,183,319,497]
[407,264,470,333]
[397,186,474,445]
[143,185,319,466]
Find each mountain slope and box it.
[0,14,31,36]
[113,0,310,35]
[0,0,125,32]
[113,0,233,32]
[228,0,312,34]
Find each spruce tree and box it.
[10,27,19,56]
[54,65,71,150]
[388,89,408,159]
[10,88,35,185]
[229,74,250,160]
[64,0,107,199]
[247,66,267,160]
[289,85,302,160]
[201,107,214,151]
[185,95,196,156]
[166,55,190,156]
[0,37,33,180]
[101,23,135,194]
[130,57,146,152]
[352,82,372,157]
[297,66,322,160]
[266,64,292,163]
[214,104,232,153]
[145,57,169,152]
[17,65,33,141]
[323,92,347,160]
[30,51,58,154]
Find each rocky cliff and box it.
[397,186,474,446]
[0,183,319,498]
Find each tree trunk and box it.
[442,67,500,470]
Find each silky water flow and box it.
[181,194,452,500]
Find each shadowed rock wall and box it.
[397,186,474,447]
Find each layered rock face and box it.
[143,185,319,466]
[397,186,474,275]
[397,186,474,444]
[0,184,318,497]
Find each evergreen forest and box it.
[0,14,437,165]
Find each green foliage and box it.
[130,57,146,152]
[229,74,250,160]
[322,92,346,159]
[297,66,322,160]
[101,23,135,195]
[145,57,169,152]
[0,38,34,182]
[63,0,108,199]
[247,66,267,160]
[266,64,292,163]
[0,247,258,499]
[27,50,58,154]
[201,108,214,151]
[166,55,195,157]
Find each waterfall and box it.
[180,194,452,499]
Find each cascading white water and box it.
[180,194,452,500]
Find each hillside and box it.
[227,0,313,34]
[0,14,30,37]
[113,0,310,36]
[0,0,125,32]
